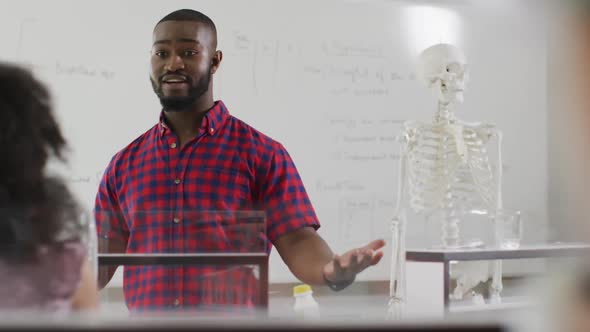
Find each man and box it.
[95,9,385,310]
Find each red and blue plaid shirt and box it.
[95,101,319,310]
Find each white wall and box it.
[0,0,548,283]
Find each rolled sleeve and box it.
[259,145,320,243]
[94,161,129,245]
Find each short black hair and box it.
[157,9,217,35]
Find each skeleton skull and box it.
[418,43,469,105]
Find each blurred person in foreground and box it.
[0,63,98,312]
[545,1,590,331]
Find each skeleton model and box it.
[388,44,504,317]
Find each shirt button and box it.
[173,217,180,224]
[170,142,177,149]
[174,178,181,185]
[209,127,215,134]
[174,298,180,306]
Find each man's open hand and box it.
[322,239,386,284]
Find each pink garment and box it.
[0,241,86,313]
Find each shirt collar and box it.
[158,100,230,137]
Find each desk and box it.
[98,253,269,308]
[0,317,505,332]
[406,243,590,316]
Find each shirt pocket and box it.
[195,167,251,209]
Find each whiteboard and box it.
[0,0,547,283]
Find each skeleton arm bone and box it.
[460,122,504,209]
[490,127,504,210]
[389,127,413,313]
[472,123,505,298]
[489,126,505,299]
[393,128,412,217]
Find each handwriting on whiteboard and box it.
[223,30,416,97]
[17,19,117,81]
[338,196,374,244]
[55,62,115,80]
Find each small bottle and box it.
[293,284,320,320]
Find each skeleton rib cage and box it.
[403,121,498,214]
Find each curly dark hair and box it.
[0,62,83,259]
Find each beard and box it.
[151,70,212,112]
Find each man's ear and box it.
[211,50,223,75]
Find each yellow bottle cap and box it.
[293,284,312,296]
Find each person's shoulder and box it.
[228,116,286,154]
[107,124,159,169]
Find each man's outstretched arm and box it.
[274,227,385,287]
